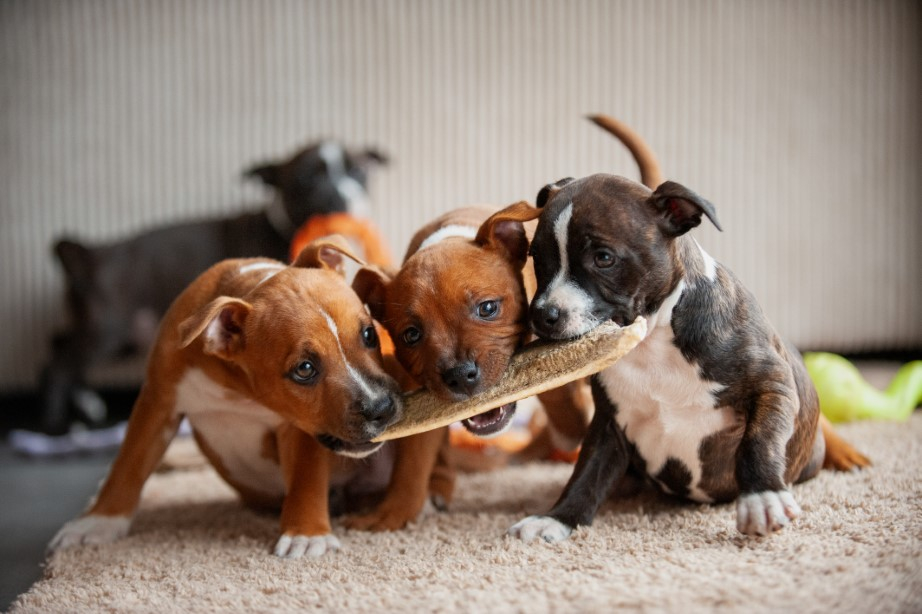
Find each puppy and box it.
[509,115,869,541]
[354,205,594,456]
[48,236,447,559]
[40,142,386,435]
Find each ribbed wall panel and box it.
[0,0,919,390]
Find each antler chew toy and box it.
[375,317,648,441]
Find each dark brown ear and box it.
[648,181,723,237]
[243,161,281,187]
[291,234,367,276]
[536,177,575,208]
[178,297,252,360]
[352,266,392,322]
[475,201,542,268]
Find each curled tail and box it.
[821,414,871,470]
[588,114,664,189]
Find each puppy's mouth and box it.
[461,402,516,438]
[315,434,384,459]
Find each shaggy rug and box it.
[11,414,922,613]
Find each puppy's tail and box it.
[820,414,871,471]
[588,114,664,189]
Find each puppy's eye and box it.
[402,326,422,347]
[476,300,500,320]
[593,250,615,269]
[291,360,319,384]
[361,325,379,349]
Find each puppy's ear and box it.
[352,266,392,322]
[536,177,575,208]
[54,239,96,291]
[355,148,389,167]
[291,234,367,276]
[648,181,723,237]
[178,297,252,360]
[243,162,281,187]
[475,201,542,268]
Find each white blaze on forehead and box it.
[538,203,598,337]
[238,262,285,285]
[418,224,478,251]
[319,141,371,218]
[319,309,377,398]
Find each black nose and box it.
[359,395,397,429]
[440,360,481,396]
[541,305,560,326]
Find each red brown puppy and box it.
[48,236,447,559]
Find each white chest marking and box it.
[177,368,286,497]
[598,313,734,503]
[538,203,598,337]
[319,309,377,399]
[418,224,478,251]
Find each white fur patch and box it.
[598,313,733,503]
[239,262,285,286]
[178,368,286,498]
[48,514,132,552]
[536,203,599,337]
[508,515,572,543]
[695,239,718,280]
[319,141,370,217]
[736,490,801,535]
[274,533,341,559]
[418,224,478,251]
[319,309,377,400]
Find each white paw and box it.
[736,490,802,536]
[508,515,572,543]
[48,515,131,552]
[273,533,341,559]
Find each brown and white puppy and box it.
[41,142,386,436]
[509,120,869,541]
[47,236,447,559]
[354,205,593,454]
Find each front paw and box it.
[736,490,802,536]
[507,515,572,543]
[273,533,341,559]
[48,515,131,553]
[342,499,429,532]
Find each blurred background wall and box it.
[1,0,920,394]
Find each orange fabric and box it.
[289,213,393,267]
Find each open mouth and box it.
[315,434,384,459]
[461,402,517,438]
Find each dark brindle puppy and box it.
[509,164,869,541]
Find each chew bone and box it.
[375,317,648,441]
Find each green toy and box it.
[804,352,922,423]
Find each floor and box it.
[0,443,118,611]
[0,359,912,611]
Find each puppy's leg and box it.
[275,424,339,559]
[343,427,447,531]
[509,378,630,543]
[48,382,182,551]
[735,381,804,536]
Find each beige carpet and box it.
[11,414,922,613]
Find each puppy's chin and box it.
[315,434,384,459]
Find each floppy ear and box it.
[475,201,542,268]
[648,181,723,237]
[54,239,96,292]
[536,177,575,208]
[178,297,252,360]
[355,148,389,167]
[243,161,281,187]
[291,234,367,276]
[352,266,393,322]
